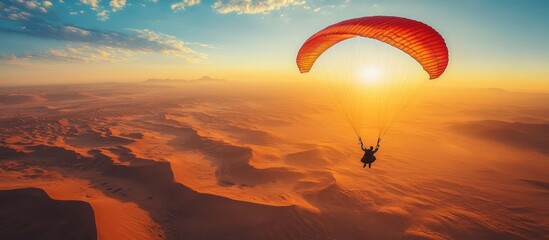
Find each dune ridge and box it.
[450,120,549,154]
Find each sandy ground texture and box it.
[1,81,548,239]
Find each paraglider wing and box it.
[296,16,449,79]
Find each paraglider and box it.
[296,16,448,168]
[297,16,448,79]
[360,137,380,168]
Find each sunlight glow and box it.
[359,65,382,85]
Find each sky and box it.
[0,0,548,91]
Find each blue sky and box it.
[0,0,548,89]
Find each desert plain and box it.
[0,79,548,239]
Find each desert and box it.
[1,81,547,239]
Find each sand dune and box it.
[175,133,304,186]
[66,130,134,148]
[41,92,93,102]
[521,179,549,192]
[285,147,340,168]
[0,94,43,105]
[0,151,164,239]
[450,120,549,154]
[0,131,324,239]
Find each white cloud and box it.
[212,0,306,14]
[0,1,44,19]
[7,11,32,20]
[0,0,54,15]
[2,28,208,64]
[97,9,108,21]
[43,1,53,7]
[171,0,200,11]
[0,0,120,21]
[110,0,126,11]
[1,1,208,64]
[131,29,207,61]
[78,0,126,19]
[1,44,133,63]
[70,10,84,15]
[63,26,91,36]
[80,0,99,9]
[188,42,219,49]
[25,1,38,9]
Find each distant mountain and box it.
[194,75,227,82]
[144,76,226,84]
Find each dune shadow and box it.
[0,188,97,240]
[521,179,549,192]
[450,120,549,154]
[168,129,304,186]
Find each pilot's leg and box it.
[368,163,371,168]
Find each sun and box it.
[359,65,382,84]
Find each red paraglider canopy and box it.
[296,16,449,79]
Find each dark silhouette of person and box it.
[360,137,380,168]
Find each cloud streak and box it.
[212,0,306,14]
[77,0,128,20]
[0,1,54,20]
[0,26,207,62]
[1,44,133,63]
[171,0,201,11]
[0,0,206,63]
[110,0,127,11]
[79,0,99,9]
